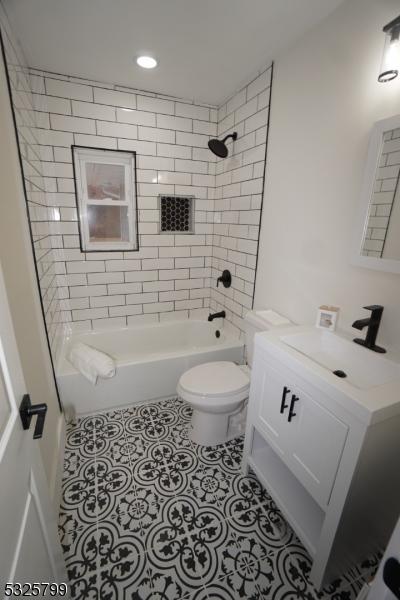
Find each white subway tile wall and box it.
[25,69,219,332]
[211,67,271,337]
[0,12,64,362]
[3,27,272,347]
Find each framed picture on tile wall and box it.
[72,146,139,252]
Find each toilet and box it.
[177,309,291,446]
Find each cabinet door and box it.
[251,355,348,508]
[252,358,293,459]
[288,384,348,507]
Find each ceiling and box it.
[3,0,346,106]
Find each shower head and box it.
[208,132,238,158]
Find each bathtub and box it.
[56,319,244,415]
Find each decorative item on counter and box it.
[316,305,339,332]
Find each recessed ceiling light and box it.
[136,55,158,69]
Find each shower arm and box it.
[222,132,238,144]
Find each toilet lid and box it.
[179,361,250,398]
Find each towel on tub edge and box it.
[68,342,116,385]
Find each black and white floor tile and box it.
[60,397,381,599]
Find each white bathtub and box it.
[57,320,244,415]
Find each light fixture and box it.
[378,15,400,82]
[136,55,158,69]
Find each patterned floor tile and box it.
[63,449,94,479]
[64,420,97,461]
[146,522,208,596]
[60,460,98,525]
[65,522,100,597]
[59,397,381,600]
[185,464,232,508]
[201,553,277,599]
[98,567,154,600]
[195,439,244,475]
[140,566,205,600]
[265,543,321,599]
[157,420,195,451]
[97,433,146,466]
[223,481,296,553]
[131,442,186,498]
[96,521,147,594]
[58,511,87,559]
[95,457,133,520]
[110,485,167,542]
[152,404,181,428]
[124,413,162,444]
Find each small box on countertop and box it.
[316,305,339,331]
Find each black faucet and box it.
[352,305,386,353]
[208,311,226,322]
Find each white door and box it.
[0,265,68,594]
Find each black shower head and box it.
[208,132,237,158]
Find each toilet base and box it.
[189,402,248,446]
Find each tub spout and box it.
[208,311,226,322]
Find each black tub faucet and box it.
[352,305,386,353]
[208,311,226,322]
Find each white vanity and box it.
[242,325,400,589]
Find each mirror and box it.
[352,114,400,274]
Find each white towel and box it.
[68,342,116,385]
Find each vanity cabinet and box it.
[254,361,348,508]
[242,328,400,590]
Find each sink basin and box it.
[281,329,400,390]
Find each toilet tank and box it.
[244,309,291,367]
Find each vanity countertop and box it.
[254,325,400,426]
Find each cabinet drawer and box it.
[251,357,348,507]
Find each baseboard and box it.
[49,412,66,514]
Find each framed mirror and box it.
[352,114,400,274]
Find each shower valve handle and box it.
[217,270,232,288]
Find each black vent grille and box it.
[159,195,194,233]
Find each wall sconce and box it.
[378,15,400,82]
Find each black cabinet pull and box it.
[19,394,48,439]
[280,386,290,414]
[383,557,400,599]
[288,394,299,422]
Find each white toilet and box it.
[177,309,291,446]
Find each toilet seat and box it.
[178,361,250,408]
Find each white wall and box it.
[255,0,400,352]
[0,7,64,506]
[0,7,64,364]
